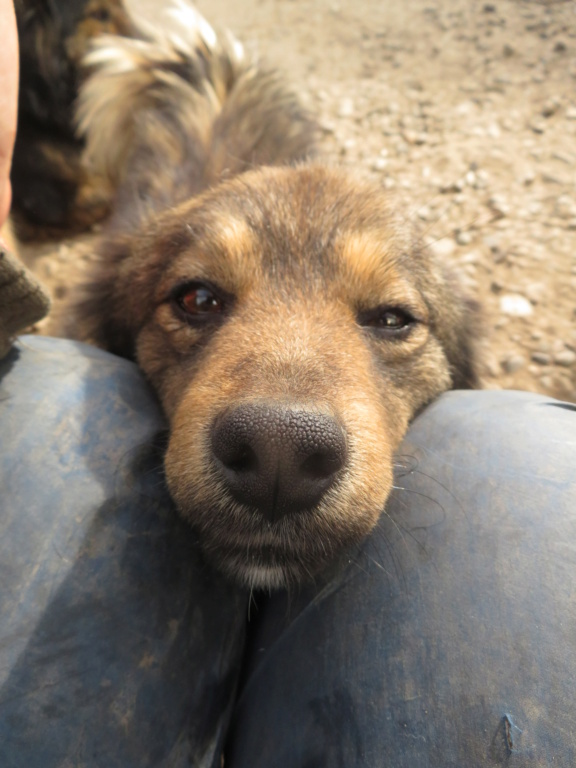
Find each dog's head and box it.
[82,165,479,588]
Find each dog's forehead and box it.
[158,166,425,301]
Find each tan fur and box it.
[66,3,480,588]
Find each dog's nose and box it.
[211,403,347,522]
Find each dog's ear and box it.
[66,235,138,357]
[444,294,482,390]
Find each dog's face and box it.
[91,165,478,588]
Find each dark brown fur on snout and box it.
[75,165,479,588]
[62,3,480,588]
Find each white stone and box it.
[429,238,457,258]
[499,294,533,317]
[338,98,355,118]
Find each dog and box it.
[60,2,480,589]
[11,0,132,239]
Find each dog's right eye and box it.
[171,281,226,321]
[358,305,418,338]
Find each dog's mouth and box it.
[189,492,375,590]
[203,535,317,590]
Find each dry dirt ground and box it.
[23,0,576,402]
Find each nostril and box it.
[221,443,258,474]
[300,449,345,481]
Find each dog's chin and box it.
[201,542,338,590]
[187,504,377,591]
[213,555,301,591]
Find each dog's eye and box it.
[359,306,417,337]
[373,309,411,329]
[171,281,225,321]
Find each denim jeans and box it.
[1,337,575,767]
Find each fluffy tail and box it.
[76,1,318,225]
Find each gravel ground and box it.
[24,0,576,402]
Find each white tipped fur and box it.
[75,0,317,211]
[76,2,246,186]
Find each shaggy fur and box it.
[66,2,480,589]
[11,0,133,239]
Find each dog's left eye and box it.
[359,306,417,337]
[171,281,226,320]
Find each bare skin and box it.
[0,0,18,232]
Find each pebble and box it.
[488,195,510,217]
[541,98,561,118]
[542,173,564,185]
[500,294,533,316]
[500,117,517,131]
[403,130,427,145]
[456,231,473,245]
[554,195,576,219]
[417,205,436,222]
[440,180,464,194]
[523,282,546,304]
[372,157,388,171]
[459,251,480,264]
[487,121,501,139]
[555,350,576,367]
[42,261,55,279]
[520,168,536,185]
[485,358,501,378]
[429,238,457,258]
[534,340,551,353]
[502,354,527,373]
[338,98,355,118]
[472,169,489,189]
[483,234,501,253]
[531,352,551,365]
[566,106,576,120]
[340,138,357,154]
[552,151,575,164]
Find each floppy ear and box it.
[421,255,483,391]
[65,235,138,358]
[444,294,482,390]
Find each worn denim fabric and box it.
[1,337,575,766]
[0,336,248,768]
[228,391,576,767]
